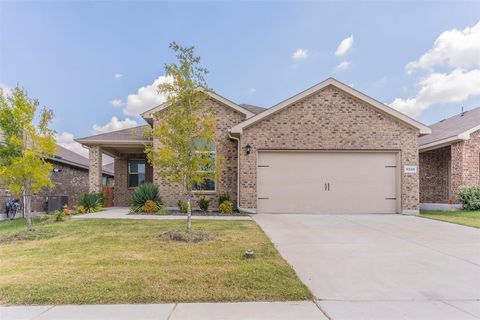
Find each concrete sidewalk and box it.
[0,301,326,320]
[72,207,251,221]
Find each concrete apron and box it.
[253,213,480,320]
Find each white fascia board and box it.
[230,78,431,135]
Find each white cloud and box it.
[292,48,308,59]
[392,21,480,118]
[110,99,124,107]
[56,131,89,158]
[114,73,123,79]
[0,83,12,96]
[123,75,172,116]
[92,116,138,135]
[391,69,480,117]
[335,35,354,56]
[406,21,480,74]
[335,61,351,71]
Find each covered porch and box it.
[76,126,153,207]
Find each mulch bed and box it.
[129,209,248,216]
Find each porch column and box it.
[88,145,102,192]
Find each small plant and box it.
[457,186,480,210]
[62,204,71,215]
[77,192,103,213]
[218,193,230,206]
[178,200,188,213]
[143,199,158,213]
[52,210,64,222]
[131,183,162,213]
[218,200,233,214]
[75,205,86,214]
[198,197,210,213]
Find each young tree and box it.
[145,42,217,231]
[0,87,56,231]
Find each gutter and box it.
[228,131,257,214]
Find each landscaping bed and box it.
[420,210,480,228]
[0,217,311,304]
[128,209,249,216]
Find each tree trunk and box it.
[23,190,33,232]
[186,197,192,231]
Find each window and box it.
[192,138,216,192]
[128,160,145,188]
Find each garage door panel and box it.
[257,151,398,214]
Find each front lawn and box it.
[420,210,480,228]
[0,217,311,304]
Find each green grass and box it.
[0,217,311,305]
[420,210,480,228]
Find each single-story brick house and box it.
[77,78,430,214]
[419,107,480,209]
[0,142,114,214]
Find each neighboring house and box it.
[419,107,480,209]
[77,78,430,214]
[0,143,114,214]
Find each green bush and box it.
[198,197,210,213]
[77,192,103,213]
[131,183,162,213]
[52,210,64,222]
[177,200,188,213]
[218,200,233,214]
[218,193,230,206]
[457,186,480,210]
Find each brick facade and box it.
[88,146,102,192]
[1,160,112,214]
[113,154,153,206]
[419,129,480,204]
[419,146,450,203]
[238,85,420,213]
[152,98,245,208]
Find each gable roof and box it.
[75,125,151,144]
[140,89,255,122]
[419,107,480,151]
[230,78,431,135]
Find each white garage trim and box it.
[256,150,401,214]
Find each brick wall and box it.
[419,146,450,203]
[238,85,420,212]
[152,98,245,208]
[88,146,102,192]
[113,154,153,206]
[1,161,92,213]
[462,129,480,186]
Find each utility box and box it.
[47,196,68,213]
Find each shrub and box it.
[131,183,162,213]
[218,200,233,214]
[75,205,86,214]
[62,205,71,215]
[143,199,158,213]
[77,192,103,213]
[198,197,210,213]
[218,193,230,206]
[457,186,480,210]
[178,200,188,213]
[52,210,64,222]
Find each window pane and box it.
[138,173,145,185]
[138,163,145,174]
[128,174,139,188]
[128,162,138,173]
[192,178,215,191]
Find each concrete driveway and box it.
[253,214,480,319]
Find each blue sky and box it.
[1,1,479,157]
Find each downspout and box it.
[228,131,257,214]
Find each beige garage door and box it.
[257,151,399,214]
